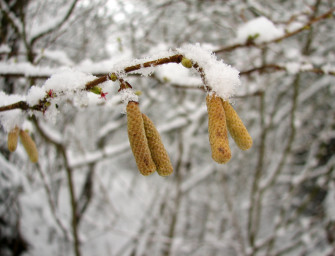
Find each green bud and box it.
[110,73,117,81]
[90,86,102,95]
[135,90,142,96]
[181,57,193,68]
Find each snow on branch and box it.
[215,7,335,53]
[0,45,241,131]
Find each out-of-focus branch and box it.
[240,64,335,76]
[35,164,71,241]
[0,0,24,35]
[30,0,79,46]
[215,7,335,54]
[33,118,81,256]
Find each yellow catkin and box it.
[19,129,38,163]
[127,102,156,176]
[7,127,20,152]
[142,114,173,176]
[221,100,252,150]
[206,94,231,163]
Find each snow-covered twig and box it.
[215,7,335,54]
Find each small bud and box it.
[135,90,142,96]
[206,94,231,163]
[7,127,20,152]
[47,89,55,98]
[221,100,252,150]
[19,130,38,163]
[127,102,156,176]
[181,57,193,69]
[142,114,173,176]
[90,86,102,95]
[110,73,117,81]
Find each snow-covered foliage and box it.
[1,1,335,256]
[235,16,284,44]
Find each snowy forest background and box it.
[0,0,335,256]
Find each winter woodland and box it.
[0,0,335,255]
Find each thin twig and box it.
[215,7,335,54]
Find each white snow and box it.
[0,44,10,54]
[26,86,46,105]
[286,62,301,75]
[0,61,57,77]
[43,69,96,93]
[235,16,284,44]
[155,63,202,87]
[40,49,74,66]
[177,44,241,100]
[118,88,139,113]
[0,92,25,132]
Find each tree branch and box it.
[0,54,184,113]
[30,0,79,46]
[0,0,24,35]
[214,7,335,54]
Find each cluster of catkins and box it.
[7,127,38,163]
[126,92,252,176]
[126,101,173,176]
[206,93,252,163]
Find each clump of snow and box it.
[286,62,301,74]
[26,86,46,105]
[177,44,241,99]
[236,16,284,44]
[0,92,26,132]
[22,120,34,133]
[300,63,313,71]
[43,69,96,92]
[155,63,202,87]
[322,65,335,75]
[118,88,138,113]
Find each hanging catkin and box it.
[142,113,173,176]
[19,129,38,163]
[126,102,156,176]
[7,126,19,152]
[221,100,252,151]
[206,94,231,163]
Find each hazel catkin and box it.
[7,126,20,152]
[142,113,173,176]
[127,101,156,176]
[19,129,38,163]
[206,94,231,163]
[221,100,252,151]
